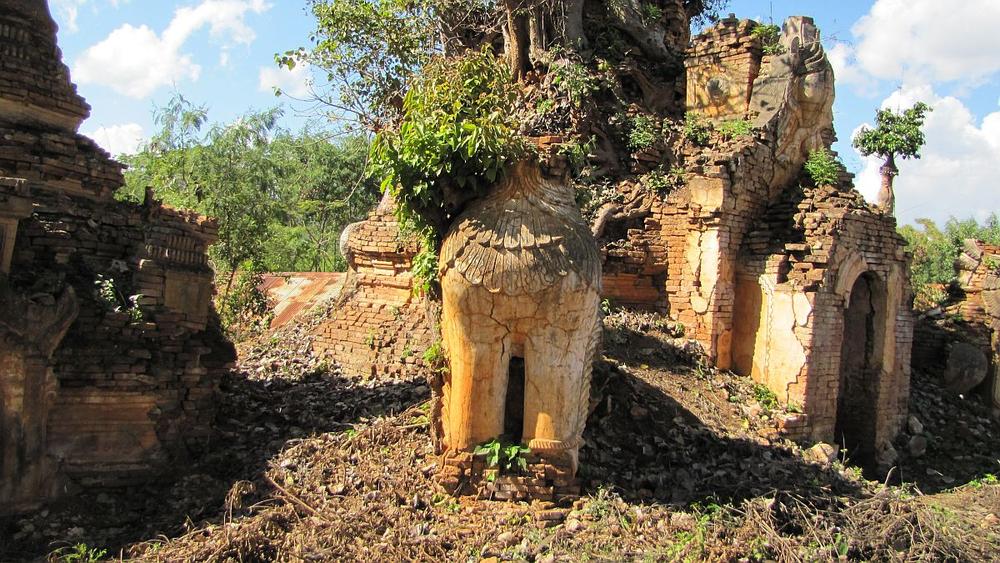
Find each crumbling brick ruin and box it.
[311,193,434,378]
[914,240,1000,412]
[0,0,233,513]
[323,15,916,477]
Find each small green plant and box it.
[218,266,272,340]
[94,274,144,323]
[600,298,612,315]
[641,165,685,194]
[422,340,447,373]
[474,438,530,474]
[751,23,784,55]
[410,233,439,295]
[627,114,658,151]
[970,473,999,489]
[535,98,555,115]
[641,3,663,24]
[683,113,712,146]
[803,148,843,186]
[558,137,595,174]
[752,383,780,411]
[717,118,754,140]
[54,543,108,563]
[364,329,377,348]
[551,60,599,107]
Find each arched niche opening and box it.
[835,271,887,469]
[503,356,525,443]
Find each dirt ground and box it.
[2,310,999,561]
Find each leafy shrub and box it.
[751,23,784,55]
[557,136,595,175]
[370,48,528,290]
[753,384,780,411]
[551,59,599,108]
[217,267,273,340]
[53,543,107,563]
[641,165,685,194]
[803,148,842,186]
[371,47,528,235]
[718,118,754,140]
[683,113,712,146]
[627,114,658,151]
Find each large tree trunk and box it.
[607,0,672,61]
[878,154,898,215]
[563,0,586,49]
[503,0,531,80]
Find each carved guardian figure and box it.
[438,161,601,470]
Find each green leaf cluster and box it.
[751,23,784,55]
[717,118,753,140]
[853,102,932,162]
[627,114,658,151]
[370,48,528,289]
[803,148,842,186]
[683,112,712,146]
[474,438,530,474]
[551,59,599,108]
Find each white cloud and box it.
[853,85,1000,226]
[852,0,1000,85]
[84,122,146,156]
[72,0,271,99]
[50,0,132,33]
[826,42,877,96]
[258,63,312,98]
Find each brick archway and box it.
[835,271,888,468]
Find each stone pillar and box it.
[0,178,32,275]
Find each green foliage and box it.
[641,165,685,194]
[370,48,527,279]
[278,0,437,128]
[752,384,779,411]
[474,438,530,474]
[53,543,107,563]
[551,59,599,108]
[899,215,1000,309]
[751,23,784,55]
[717,118,753,140]
[803,148,842,186]
[683,113,712,146]
[217,267,273,341]
[853,102,932,162]
[557,137,595,175]
[93,274,143,322]
[121,93,377,274]
[410,235,439,296]
[627,114,658,151]
[641,3,663,24]
[969,473,999,489]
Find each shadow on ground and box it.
[0,368,428,561]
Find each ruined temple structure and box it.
[625,15,913,466]
[311,193,435,378]
[0,0,233,513]
[317,14,914,485]
[914,240,1000,411]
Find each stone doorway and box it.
[503,357,526,443]
[835,272,887,468]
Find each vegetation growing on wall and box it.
[369,49,530,292]
[899,214,1000,308]
[803,148,842,186]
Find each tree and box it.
[120,94,377,277]
[282,0,730,127]
[852,102,931,215]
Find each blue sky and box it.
[50,0,1000,227]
